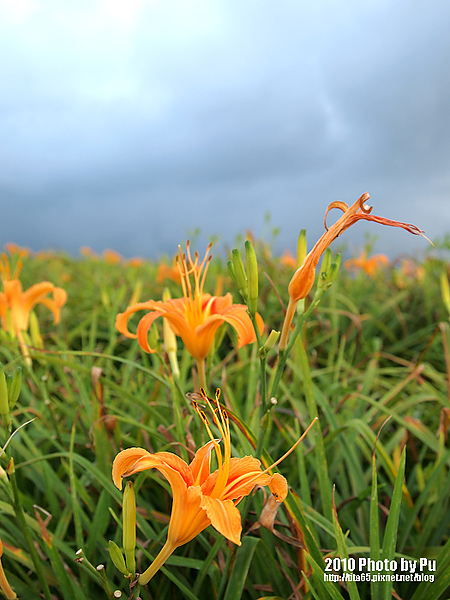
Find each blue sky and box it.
[1,0,449,259]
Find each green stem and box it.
[9,462,53,600]
[170,377,188,462]
[270,288,326,399]
[248,311,268,424]
[75,550,114,599]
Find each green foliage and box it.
[0,243,448,599]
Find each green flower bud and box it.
[327,253,342,283]
[296,229,307,268]
[258,329,280,360]
[318,248,332,286]
[7,368,22,410]
[0,367,8,419]
[29,311,43,349]
[441,272,450,316]
[231,249,248,302]
[108,541,129,576]
[245,241,258,316]
[227,260,237,286]
[263,330,280,352]
[122,481,136,575]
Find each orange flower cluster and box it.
[344,251,389,276]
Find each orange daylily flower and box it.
[80,246,99,259]
[280,250,297,269]
[116,243,263,387]
[127,257,144,268]
[113,388,315,585]
[344,251,389,276]
[0,253,67,359]
[156,262,181,284]
[3,243,31,257]
[102,249,122,264]
[279,193,427,349]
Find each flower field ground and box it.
[0,231,449,600]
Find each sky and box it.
[1,0,449,260]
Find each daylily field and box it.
[0,196,449,600]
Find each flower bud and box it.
[317,248,332,287]
[259,329,280,360]
[245,240,258,316]
[227,260,237,286]
[128,279,143,308]
[108,541,130,576]
[7,368,22,410]
[296,229,307,268]
[122,481,136,575]
[0,367,9,419]
[441,272,450,316]
[29,311,43,349]
[317,250,341,292]
[262,330,280,353]
[327,253,342,283]
[231,249,248,302]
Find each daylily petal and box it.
[22,282,60,312]
[200,495,242,546]
[37,288,68,324]
[169,485,210,546]
[136,310,165,352]
[0,292,8,321]
[219,306,264,348]
[189,441,215,486]
[112,448,194,489]
[201,294,233,320]
[112,447,155,489]
[195,305,262,356]
[202,456,271,499]
[115,300,164,339]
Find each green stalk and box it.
[270,287,326,399]
[69,420,89,592]
[296,335,333,524]
[8,460,53,600]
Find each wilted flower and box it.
[116,242,263,387]
[279,193,427,349]
[112,388,314,585]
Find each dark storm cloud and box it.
[1,1,449,258]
